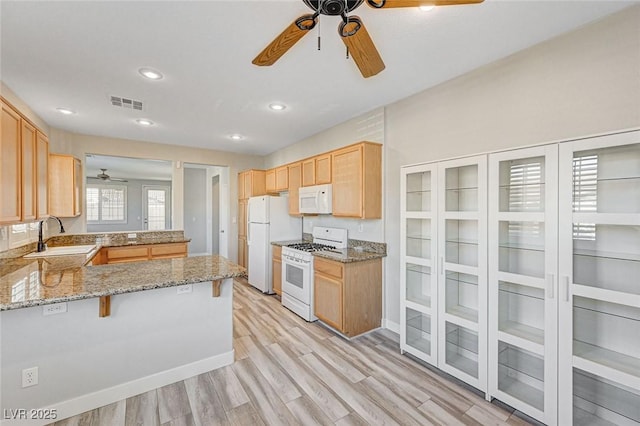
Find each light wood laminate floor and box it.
[53,279,537,426]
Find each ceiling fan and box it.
[97,169,128,182]
[252,0,484,78]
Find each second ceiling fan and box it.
[252,0,484,78]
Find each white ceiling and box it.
[1,1,635,156]
[85,154,173,181]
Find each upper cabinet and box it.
[332,142,382,219]
[302,153,332,187]
[0,99,49,224]
[288,162,302,215]
[49,154,82,217]
[265,168,276,194]
[275,166,288,192]
[238,169,266,200]
[1,101,22,223]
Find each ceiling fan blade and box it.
[252,14,318,66]
[339,17,385,78]
[109,178,128,182]
[367,0,483,8]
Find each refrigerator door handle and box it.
[246,202,251,244]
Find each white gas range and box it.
[281,227,347,321]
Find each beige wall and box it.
[382,6,640,327]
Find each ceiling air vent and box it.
[110,96,143,111]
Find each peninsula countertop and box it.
[0,255,245,311]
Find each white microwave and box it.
[298,184,332,214]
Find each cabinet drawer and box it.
[107,246,149,261]
[150,243,187,257]
[314,257,343,279]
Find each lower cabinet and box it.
[98,242,188,264]
[238,236,247,269]
[314,257,382,337]
[272,245,282,295]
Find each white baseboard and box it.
[383,318,400,334]
[3,351,234,426]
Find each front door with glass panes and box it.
[558,131,640,426]
[400,163,438,366]
[142,186,171,230]
[437,155,487,394]
[488,145,558,425]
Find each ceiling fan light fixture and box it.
[138,68,163,80]
[269,103,287,111]
[56,107,76,115]
[230,134,244,141]
[136,118,154,126]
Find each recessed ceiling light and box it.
[56,107,75,115]
[419,5,435,11]
[230,134,243,141]
[138,68,163,80]
[136,119,154,126]
[269,103,287,111]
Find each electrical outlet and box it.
[358,223,364,233]
[22,367,38,388]
[177,284,192,295]
[127,233,137,239]
[43,302,67,316]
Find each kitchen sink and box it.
[23,245,97,258]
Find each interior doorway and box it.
[212,175,220,254]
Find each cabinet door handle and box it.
[562,276,570,302]
[547,274,555,299]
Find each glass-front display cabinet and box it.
[558,131,640,426]
[488,145,558,425]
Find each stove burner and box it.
[286,242,336,252]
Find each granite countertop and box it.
[0,255,245,311]
[271,239,386,263]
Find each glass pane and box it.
[498,342,544,411]
[406,171,432,212]
[498,221,545,278]
[445,322,478,378]
[573,369,640,425]
[573,225,640,295]
[86,187,99,221]
[573,297,640,378]
[406,264,432,308]
[445,220,478,267]
[445,272,478,323]
[499,156,545,212]
[101,188,125,221]
[147,189,166,230]
[406,308,431,355]
[445,165,478,212]
[498,282,544,345]
[406,219,431,259]
[573,143,640,214]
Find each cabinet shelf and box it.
[406,308,432,356]
[574,249,640,263]
[573,341,640,389]
[498,342,545,412]
[445,307,478,329]
[499,322,545,351]
[499,243,545,253]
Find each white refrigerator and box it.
[247,195,301,293]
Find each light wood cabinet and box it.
[275,166,288,192]
[287,162,301,215]
[272,245,282,295]
[331,142,381,219]
[239,169,266,200]
[302,154,332,187]
[238,236,247,268]
[314,256,382,337]
[1,100,49,224]
[49,154,82,217]
[266,168,276,194]
[36,132,49,219]
[21,120,37,222]
[102,242,188,264]
[238,199,247,238]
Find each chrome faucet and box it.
[37,216,66,252]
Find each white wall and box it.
[183,168,208,254]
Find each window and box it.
[86,184,127,224]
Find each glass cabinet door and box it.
[437,155,487,393]
[559,131,640,426]
[401,164,438,365]
[488,145,558,425]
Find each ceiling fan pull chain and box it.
[346,46,350,59]
[317,1,322,50]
